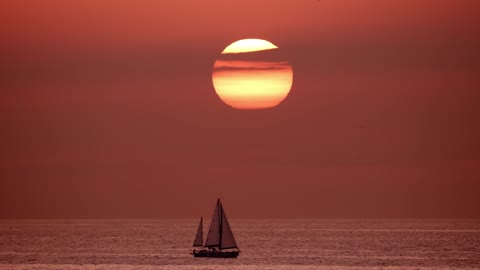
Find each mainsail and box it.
[204,199,238,250]
[193,217,203,247]
[220,206,237,249]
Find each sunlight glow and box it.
[212,68,293,109]
[222,39,278,54]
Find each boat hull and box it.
[193,250,239,258]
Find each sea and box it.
[1,219,479,270]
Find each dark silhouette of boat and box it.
[191,198,240,258]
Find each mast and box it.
[219,199,223,249]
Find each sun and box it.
[221,39,278,54]
[212,39,293,110]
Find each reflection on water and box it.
[1,219,479,270]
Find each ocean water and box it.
[0,219,479,270]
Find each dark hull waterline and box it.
[193,250,239,258]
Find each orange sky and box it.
[1,0,479,218]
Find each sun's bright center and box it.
[221,39,278,54]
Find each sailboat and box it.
[191,198,240,258]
